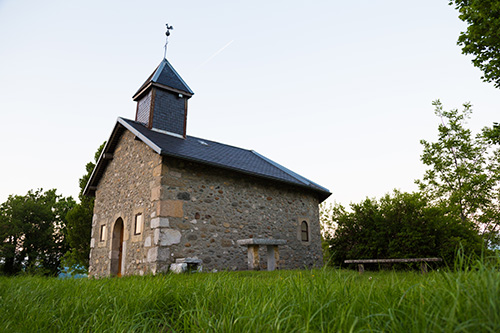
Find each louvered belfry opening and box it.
[132,58,194,138]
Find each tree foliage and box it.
[323,101,499,267]
[0,189,75,275]
[484,122,500,145]
[64,142,105,269]
[325,191,484,267]
[450,0,500,88]
[416,100,500,246]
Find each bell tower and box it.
[132,24,194,138]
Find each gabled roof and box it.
[133,58,194,100]
[84,118,331,202]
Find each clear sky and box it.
[0,0,498,207]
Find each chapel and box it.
[84,50,331,277]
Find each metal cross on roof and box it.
[164,23,174,59]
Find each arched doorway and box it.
[110,218,124,277]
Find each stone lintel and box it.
[176,258,202,264]
[237,239,287,246]
[171,258,203,274]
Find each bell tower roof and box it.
[133,58,194,101]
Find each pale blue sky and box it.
[0,0,498,207]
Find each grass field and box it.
[1,256,499,332]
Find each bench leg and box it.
[266,245,279,271]
[247,245,260,270]
[420,262,428,275]
[358,264,364,274]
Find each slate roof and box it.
[84,117,331,201]
[133,59,194,100]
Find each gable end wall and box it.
[89,130,163,277]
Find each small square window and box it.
[134,213,143,235]
[100,225,107,242]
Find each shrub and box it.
[324,190,485,267]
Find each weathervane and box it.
[164,23,174,59]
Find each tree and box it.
[416,100,500,246]
[0,189,75,275]
[324,191,484,266]
[64,142,105,269]
[484,122,500,145]
[450,1,500,152]
[450,0,500,88]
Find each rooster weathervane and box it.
[164,23,174,59]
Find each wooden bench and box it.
[344,258,442,274]
[237,239,287,271]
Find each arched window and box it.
[301,221,309,242]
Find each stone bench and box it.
[344,258,443,274]
[170,257,202,273]
[237,239,287,271]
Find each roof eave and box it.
[155,149,332,202]
[250,150,331,194]
[132,82,194,101]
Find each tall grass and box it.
[1,254,499,332]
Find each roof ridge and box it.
[151,59,167,82]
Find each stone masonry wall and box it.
[88,130,163,277]
[154,157,323,271]
[89,129,323,277]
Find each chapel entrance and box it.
[110,218,124,277]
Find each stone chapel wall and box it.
[154,157,324,271]
[89,130,162,277]
[89,130,323,277]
